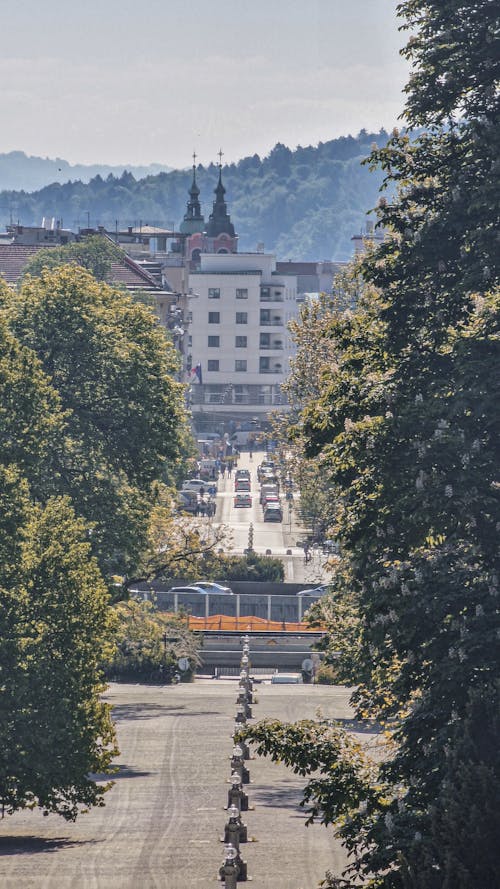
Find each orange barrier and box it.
[185,614,323,632]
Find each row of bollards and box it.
[218,636,255,886]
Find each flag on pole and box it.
[191,363,203,384]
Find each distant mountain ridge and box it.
[0,151,172,193]
[0,131,392,261]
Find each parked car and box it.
[296,585,330,597]
[234,492,252,508]
[262,493,280,509]
[235,468,251,480]
[192,581,234,595]
[260,483,279,504]
[168,584,233,596]
[235,479,251,492]
[263,503,283,522]
[182,478,217,495]
[178,490,198,513]
[257,460,276,480]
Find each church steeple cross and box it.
[218,148,224,169]
[192,150,197,167]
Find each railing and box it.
[259,319,283,326]
[260,294,284,302]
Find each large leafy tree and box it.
[245,2,500,886]
[10,265,188,577]
[21,234,123,281]
[0,479,117,820]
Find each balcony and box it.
[260,317,283,327]
[260,286,284,303]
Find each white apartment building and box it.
[186,252,298,424]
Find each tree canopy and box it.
[244,1,500,886]
[10,264,188,577]
[0,259,191,818]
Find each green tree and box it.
[0,491,117,821]
[22,234,122,281]
[9,265,188,577]
[105,599,199,682]
[245,1,500,885]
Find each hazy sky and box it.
[1,0,409,168]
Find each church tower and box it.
[180,154,205,236]
[182,150,238,266]
[204,150,238,254]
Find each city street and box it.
[216,452,327,586]
[0,680,365,889]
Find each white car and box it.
[192,581,234,595]
[296,585,330,597]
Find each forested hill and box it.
[0,130,391,261]
[0,151,171,192]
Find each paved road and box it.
[0,680,361,889]
[217,453,327,586]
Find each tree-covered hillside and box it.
[0,150,171,192]
[0,131,391,261]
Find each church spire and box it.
[205,149,235,238]
[179,151,205,234]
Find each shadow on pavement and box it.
[0,836,90,856]
[90,764,151,781]
[333,717,382,735]
[111,702,186,721]
[252,784,304,811]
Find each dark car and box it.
[234,492,252,508]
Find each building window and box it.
[208,336,220,347]
[236,288,248,299]
[235,360,247,372]
[235,336,247,348]
[259,357,270,372]
[236,312,248,324]
[261,287,270,298]
[208,312,220,324]
[207,360,220,371]
[208,287,220,299]
[260,333,270,347]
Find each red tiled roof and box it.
[0,244,161,291]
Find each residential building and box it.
[187,250,298,427]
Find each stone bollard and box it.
[231,745,250,784]
[219,844,240,887]
[240,654,251,671]
[235,704,247,725]
[239,669,254,694]
[237,683,254,705]
[223,804,248,845]
[232,723,250,761]
[227,772,248,812]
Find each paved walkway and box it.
[0,680,363,888]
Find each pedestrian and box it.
[221,462,226,477]
[227,463,232,477]
[200,498,207,517]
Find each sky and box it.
[0,0,409,168]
